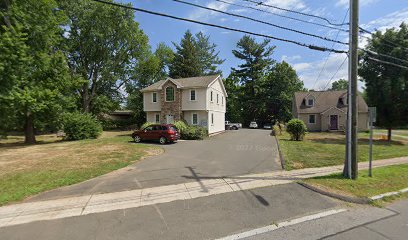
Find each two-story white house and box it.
[140,75,227,135]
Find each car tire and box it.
[159,136,167,145]
[134,135,141,143]
[232,126,238,130]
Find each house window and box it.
[155,114,160,123]
[190,90,196,101]
[211,113,214,125]
[210,91,213,102]
[222,96,224,105]
[166,86,174,102]
[308,115,316,124]
[192,113,198,125]
[217,93,219,104]
[152,92,157,103]
[307,98,314,106]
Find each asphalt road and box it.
[29,129,281,201]
[0,183,338,240]
[244,198,408,240]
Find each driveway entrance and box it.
[30,129,281,201]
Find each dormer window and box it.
[165,86,175,102]
[306,96,315,107]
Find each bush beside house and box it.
[286,119,307,141]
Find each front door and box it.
[330,115,338,130]
[166,115,174,124]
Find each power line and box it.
[360,48,408,65]
[214,0,348,32]
[241,0,349,27]
[172,0,348,45]
[90,0,348,54]
[359,26,408,51]
[366,56,408,69]
[306,8,349,98]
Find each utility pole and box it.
[346,0,359,180]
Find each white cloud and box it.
[336,0,379,8]
[188,0,234,21]
[281,55,302,63]
[362,8,408,32]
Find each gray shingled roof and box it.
[294,90,368,114]
[140,75,220,92]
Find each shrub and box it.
[140,122,154,130]
[62,113,103,140]
[100,118,136,130]
[286,119,307,141]
[174,120,188,133]
[181,126,208,140]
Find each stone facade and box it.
[160,81,182,123]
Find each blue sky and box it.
[124,0,407,90]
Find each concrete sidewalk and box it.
[1,157,407,228]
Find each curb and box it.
[297,182,371,204]
[274,135,286,170]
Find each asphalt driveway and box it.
[30,129,281,201]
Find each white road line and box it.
[215,209,348,240]
[370,187,408,200]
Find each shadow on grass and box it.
[310,173,346,180]
[0,139,66,150]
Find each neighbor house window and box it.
[166,86,174,101]
[192,113,198,125]
[221,96,224,105]
[210,91,213,102]
[152,92,157,103]
[155,114,160,123]
[307,97,315,106]
[308,114,316,124]
[190,90,196,101]
[211,113,214,125]
[217,93,219,104]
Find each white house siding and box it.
[181,88,207,110]
[208,110,225,134]
[183,110,208,128]
[206,79,226,113]
[146,111,161,123]
[143,92,161,111]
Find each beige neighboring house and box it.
[140,75,227,135]
[292,90,369,132]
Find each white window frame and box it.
[210,91,213,102]
[155,113,160,123]
[190,89,197,101]
[221,96,224,105]
[192,113,199,125]
[308,114,316,124]
[211,113,214,125]
[152,92,157,103]
[165,86,175,102]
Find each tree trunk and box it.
[81,83,90,113]
[387,128,392,141]
[24,111,36,144]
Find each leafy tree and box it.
[0,0,75,144]
[231,35,275,125]
[60,0,150,114]
[224,74,244,123]
[359,23,408,141]
[260,61,304,122]
[330,79,348,90]
[169,30,224,78]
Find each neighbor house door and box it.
[330,115,338,130]
[166,115,174,124]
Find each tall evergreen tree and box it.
[231,35,275,125]
[169,30,224,78]
[359,23,408,141]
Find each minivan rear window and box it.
[170,126,178,132]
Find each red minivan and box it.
[132,124,180,144]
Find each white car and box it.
[249,121,258,128]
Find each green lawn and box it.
[305,164,408,198]
[0,131,162,206]
[278,131,408,170]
